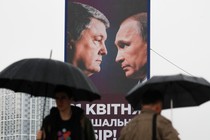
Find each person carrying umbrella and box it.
[36,86,96,140]
[118,89,180,140]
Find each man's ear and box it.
[68,39,75,50]
[67,32,75,49]
[154,104,162,114]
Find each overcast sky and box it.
[151,0,210,139]
[0,0,210,139]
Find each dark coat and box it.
[41,106,96,140]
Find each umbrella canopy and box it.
[126,74,210,110]
[0,58,100,102]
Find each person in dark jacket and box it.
[118,89,180,140]
[36,86,96,140]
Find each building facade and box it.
[0,89,55,140]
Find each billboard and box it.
[65,0,150,139]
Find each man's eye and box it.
[94,40,101,46]
[119,44,125,48]
[119,43,128,48]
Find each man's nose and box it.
[99,43,108,55]
[56,98,64,103]
[115,50,124,63]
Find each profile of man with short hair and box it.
[66,2,110,77]
[115,13,147,83]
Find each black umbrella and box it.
[126,73,210,110]
[0,58,100,101]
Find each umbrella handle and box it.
[170,99,173,123]
[39,96,47,140]
[42,96,47,120]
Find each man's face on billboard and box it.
[71,18,107,76]
[115,19,147,80]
